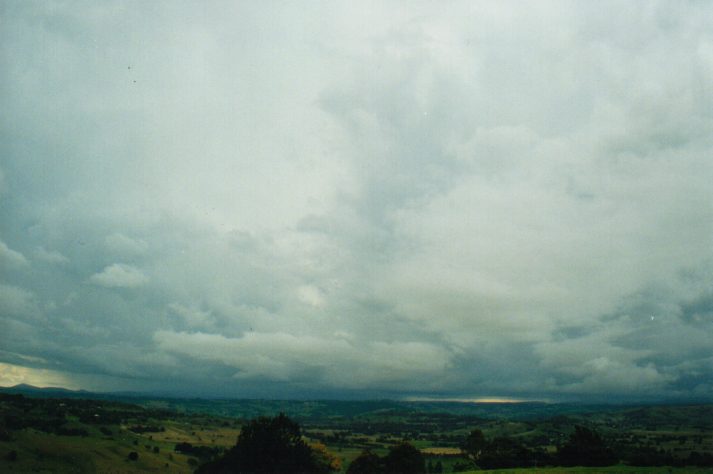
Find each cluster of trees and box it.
[622,446,713,467]
[0,393,166,436]
[347,443,425,474]
[196,414,427,474]
[461,425,713,469]
[462,425,617,469]
[175,441,223,462]
[196,414,339,474]
[68,409,713,472]
[128,424,165,433]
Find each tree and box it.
[557,426,617,467]
[462,429,486,461]
[346,450,383,474]
[196,413,336,474]
[383,442,426,474]
[347,443,425,474]
[310,442,342,472]
[478,437,534,469]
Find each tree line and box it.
[196,414,713,473]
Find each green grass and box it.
[460,466,713,474]
[0,428,195,473]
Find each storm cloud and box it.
[1,0,712,401]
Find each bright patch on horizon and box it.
[404,397,539,404]
[0,362,78,390]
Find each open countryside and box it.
[1,386,712,473]
[3,1,713,473]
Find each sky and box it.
[1,1,712,402]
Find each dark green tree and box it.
[478,437,534,469]
[346,450,383,474]
[197,413,333,474]
[383,442,425,474]
[462,429,486,461]
[557,426,617,467]
[347,443,425,474]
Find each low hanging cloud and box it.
[154,330,452,391]
[89,264,148,288]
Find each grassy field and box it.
[462,467,713,474]
[146,420,240,448]
[0,428,196,473]
[1,391,712,473]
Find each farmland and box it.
[0,387,712,473]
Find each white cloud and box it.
[104,233,148,257]
[89,263,148,288]
[0,284,40,318]
[0,240,28,268]
[297,285,326,308]
[34,246,69,264]
[167,303,213,329]
[154,330,452,390]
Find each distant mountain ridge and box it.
[1,383,89,394]
[2,384,710,424]
[0,384,141,399]
[0,384,656,421]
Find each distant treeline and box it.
[457,425,713,470]
[1,393,180,439]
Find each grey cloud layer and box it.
[1,0,712,400]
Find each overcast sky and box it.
[1,1,712,401]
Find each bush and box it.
[128,451,139,461]
[175,441,193,453]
